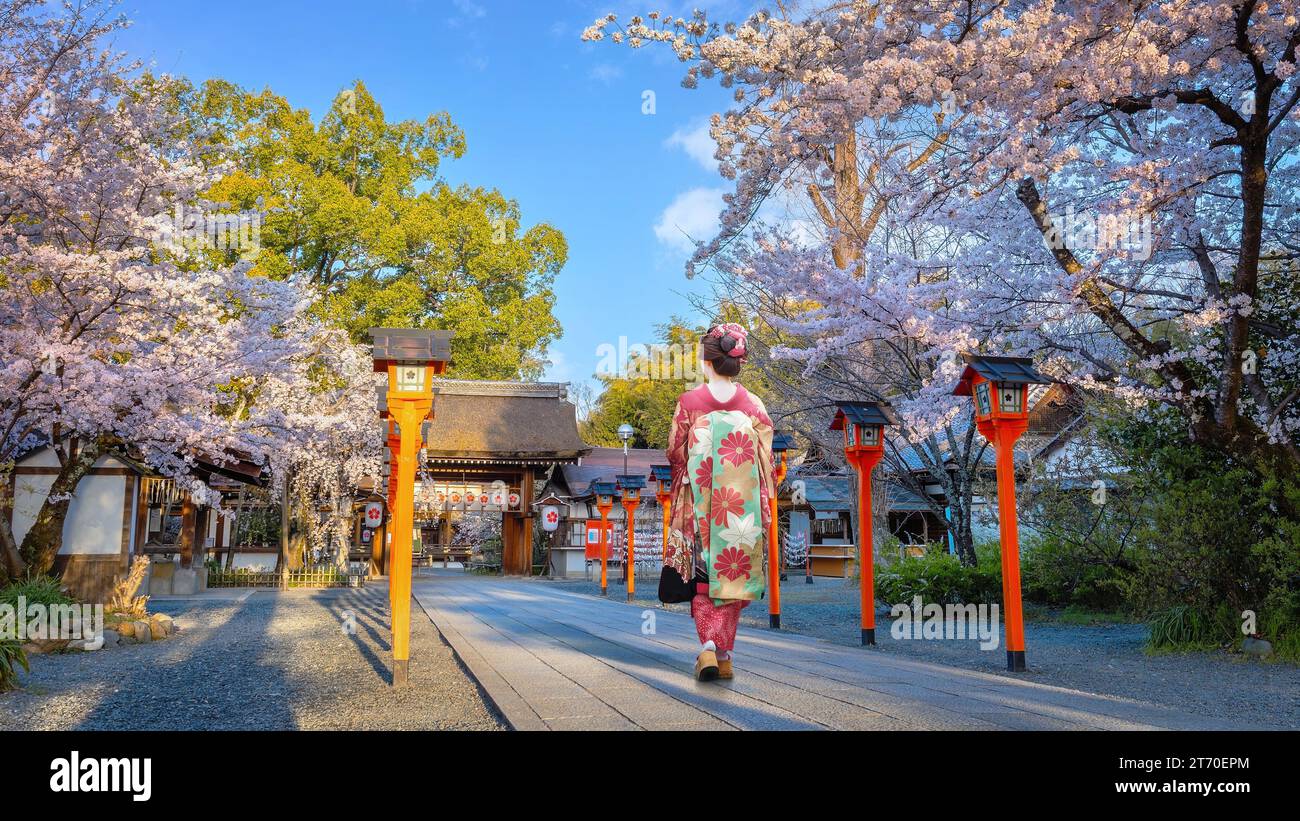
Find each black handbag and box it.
[658,564,700,604]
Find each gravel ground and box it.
[551,573,1300,729]
[0,585,504,731]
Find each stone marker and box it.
[1242,636,1273,657]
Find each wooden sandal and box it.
[694,650,719,681]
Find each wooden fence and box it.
[207,567,366,589]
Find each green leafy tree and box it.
[178,79,565,379]
[582,321,704,448]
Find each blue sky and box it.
[115,0,756,394]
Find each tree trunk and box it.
[948,470,978,566]
[288,528,307,571]
[953,506,977,566]
[0,470,27,579]
[225,489,244,571]
[0,476,26,582]
[21,438,105,576]
[276,473,291,573]
[334,493,351,572]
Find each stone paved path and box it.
[413,573,1269,731]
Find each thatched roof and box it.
[422,380,590,465]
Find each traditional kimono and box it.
[665,383,776,655]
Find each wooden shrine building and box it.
[404,379,589,575]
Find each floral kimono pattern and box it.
[666,384,776,603]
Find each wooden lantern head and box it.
[649,464,673,499]
[771,430,796,471]
[615,474,646,505]
[592,481,617,509]
[952,354,1050,422]
[830,401,895,456]
[369,328,452,399]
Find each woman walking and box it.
[664,324,777,681]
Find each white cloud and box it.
[452,0,486,18]
[542,349,573,383]
[665,120,717,171]
[654,187,726,253]
[588,63,624,85]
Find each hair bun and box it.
[719,335,737,353]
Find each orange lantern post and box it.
[650,465,673,563]
[616,474,645,602]
[767,430,795,629]
[371,328,449,686]
[830,401,896,646]
[593,481,616,597]
[384,420,399,605]
[952,354,1051,672]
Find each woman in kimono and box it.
[665,323,776,681]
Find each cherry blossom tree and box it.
[585,0,1300,477]
[0,0,380,579]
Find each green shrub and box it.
[1,577,71,690]
[0,640,27,692]
[0,575,73,609]
[876,545,1002,606]
[1020,535,1138,611]
[1147,604,1220,650]
[1257,602,1300,662]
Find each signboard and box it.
[584,519,612,560]
[540,504,561,532]
[363,501,384,529]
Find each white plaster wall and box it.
[13,473,125,554]
[230,553,276,571]
[550,547,586,578]
[11,474,55,545]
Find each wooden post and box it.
[370,521,385,578]
[660,497,670,562]
[521,469,534,575]
[598,505,611,596]
[848,453,883,645]
[388,398,430,686]
[621,495,639,602]
[767,493,781,629]
[177,497,197,569]
[768,452,788,626]
[991,421,1029,672]
[195,506,210,570]
[805,531,813,585]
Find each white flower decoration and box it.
[690,424,712,457]
[719,512,760,549]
